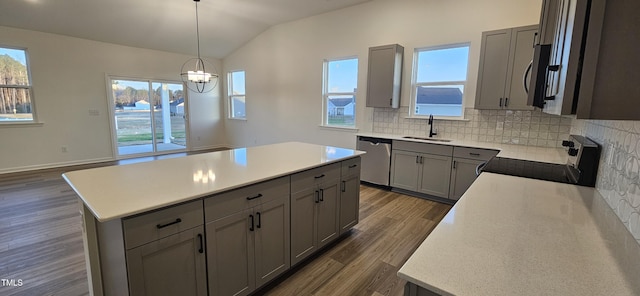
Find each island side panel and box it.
[96,218,129,296]
[80,202,104,296]
[81,202,129,296]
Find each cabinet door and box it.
[418,154,452,198]
[339,174,360,234]
[390,150,420,191]
[475,29,512,109]
[254,198,290,287]
[450,158,485,200]
[366,44,403,108]
[126,226,207,296]
[504,26,537,110]
[316,181,340,249]
[206,210,255,296]
[290,188,317,265]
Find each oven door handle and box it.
[476,161,488,177]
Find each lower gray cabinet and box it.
[390,142,453,199]
[126,226,207,296]
[290,163,341,266]
[449,158,484,200]
[339,158,361,234]
[206,197,290,296]
[418,154,452,198]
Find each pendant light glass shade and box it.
[181,0,218,93]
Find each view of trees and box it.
[113,82,184,109]
[0,54,31,117]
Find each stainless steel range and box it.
[481,135,600,187]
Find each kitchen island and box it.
[398,172,640,295]
[63,142,364,296]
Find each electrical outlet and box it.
[61,146,68,153]
[496,122,504,130]
[88,109,100,116]
[197,136,201,141]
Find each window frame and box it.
[410,43,471,120]
[0,45,38,125]
[322,56,358,129]
[227,70,246,120]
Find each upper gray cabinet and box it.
[475,25,538,110]
[366,44,403,108]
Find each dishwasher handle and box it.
[476,161,488,176]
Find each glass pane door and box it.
[152,82,187,152]
[111,79,187,157]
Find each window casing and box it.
[228,70,246,119]
[411,44,470,119]
[0,46,36,123]
[323,57,358,128]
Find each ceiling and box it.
[0,0,372,59]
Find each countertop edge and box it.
[64,144,363,222]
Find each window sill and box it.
[0,122,44,128]
[319,125,359,132]
[227,117,247,121]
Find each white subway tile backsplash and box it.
[573,118,640,246]
[371,107,572,148]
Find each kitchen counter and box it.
[63,142,364,222]
[357,132,568,164]
[397,172,640,295]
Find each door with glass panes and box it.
[110,78,188,157]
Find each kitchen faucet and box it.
[428,114,437,138]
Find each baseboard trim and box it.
[0,157,115,175]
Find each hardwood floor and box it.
[260,185,452,296]
[0,165,451,296]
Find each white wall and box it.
[222,0,542,149]
[0,26,226,174]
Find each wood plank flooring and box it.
[0,165,451,296]
[260,185,452,296]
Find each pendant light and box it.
[181,0,218,93]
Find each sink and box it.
[402,136,452,143]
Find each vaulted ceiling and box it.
[0,0,372,59]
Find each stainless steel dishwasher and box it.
[357,136,392,186]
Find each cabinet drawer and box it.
[291,163,341,193]
[453,147,498,161]
[123,200,203,249]
[392,140,453,156]
[204,176,289,222]
[341,157,361,177]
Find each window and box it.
[228,70,246,119]
[323,58,358,128]
[0,46,35,122]
[412,44,470,118]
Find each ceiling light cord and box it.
[195,0,201,60]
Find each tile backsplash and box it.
[371,107,640,245]
[572,119,640,245]
[372,107,572,148]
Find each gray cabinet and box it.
[126,226,207,296]
[204,177,290,296]
[418,154,453,198]
[449,147,498,200]
[291,163,341,265]
[366,44,403,108]
[390,141,454,199]
[475,25,537,110]
[339,157,361,234]
[122,200,206,296]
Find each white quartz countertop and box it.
[357,132,568,164]
[397,173,640,296]
[63,142,364,222]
